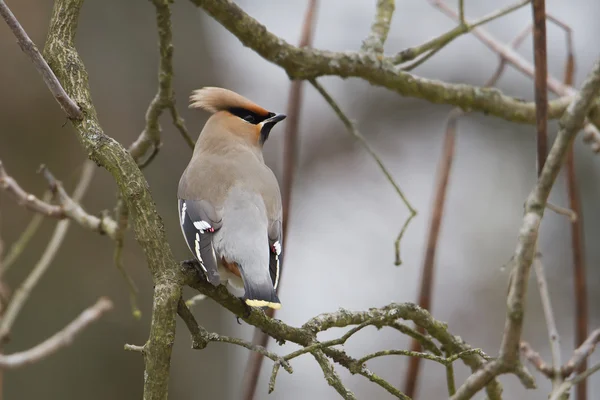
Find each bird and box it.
[178,87,286,310]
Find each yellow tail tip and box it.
[245,299,281,310]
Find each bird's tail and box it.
[237,265,281,310]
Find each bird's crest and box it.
[189,87,269,116]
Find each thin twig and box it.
[561,329,600,378]
[533,255,562,375]
[550,363,600,400]
[361,0,395,54]
[241,1,319,398]
[0,161,96,341]
[431,1,600,151]
[0,0,82,119]
[0,161,117,239]
[0,192,50,276]
[520,341,553,377]
[309,79,417,265]
[392,0,530,65]
[0,297,112,368]
[128,0,192,165]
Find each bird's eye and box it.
[243,115,255,123]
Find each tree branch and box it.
[0,297,112,368]
[183,262,494,399]
[452,56,600,400]
[190,0,592,127]
[128,0,193,165]
[0,160,118,239]
[361,0,395,54]
[0,0,82,119]
[43,1,183,398]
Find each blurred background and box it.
[1,0,599,399]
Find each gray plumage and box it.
[178,87,285,309]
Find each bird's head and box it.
[189,87,286,148]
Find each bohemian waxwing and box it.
[178,87,286,310]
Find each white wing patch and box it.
[273,241,282,255]
[272,241,281,290]
[194,233,207,272]
[193,220,212,233]
[180,201,187,224]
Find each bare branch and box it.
[452,56,600,400]
[533,255,562,373]
[562,329,600,378]
[0,161,118,239]
[312,350,357,399]
[520,341,553,377]
[128,0,193,165]
[184,261,492,400]
[431,1,600,151]
[393,0,530,65]
[0,297,112,368]
[551,363,600,400]
[309,79,417,265]
[0,192,49,276]
[0,161,96,341]
[0,0,82,119]
[362,0,395,54]
[0,161,63,218]
[191,0,590,128]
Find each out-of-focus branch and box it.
[402,25,527,398]
[0,0,82,119]
[242,2,320,398]
[191,0,595,128]
[0,161,96,342]
[533,254,564,393]
[0,192,49,276]
[520,341,553,377]
[431,1,600,151]
[452,56,600,400]
[309,79,417,265]
[562,28,589,399]
[362,0,395,54]
[531,0,548,174]
[128,0,193,166]
[0,297,112,368]
[0,161,118,239]
[551,363,600,400]
[562,329,600,378]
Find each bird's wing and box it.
[267,219,282,290]
[178,198,223,286]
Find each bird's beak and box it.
[264,113,287,125]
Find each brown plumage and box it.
[178,87,286,309]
